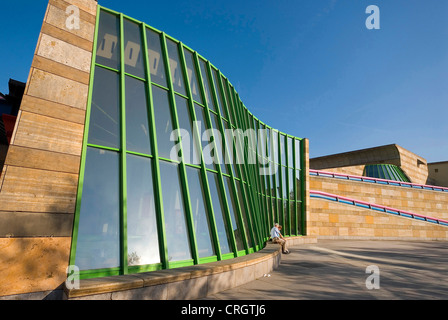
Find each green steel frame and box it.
[69,6,307,279]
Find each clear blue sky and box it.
[1,0,447,162]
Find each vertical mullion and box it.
[119,13,128,275]
[293,138,298,236]
[161,36,199,266]
[141,24,168,269]
[69,4,101,267]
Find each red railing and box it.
[310,190,448,226]
[309,169,448,192]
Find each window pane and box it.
[125,76,151,155]
[175,95,200,165]
[222,78,235,125]
[210,113,225,173]
[283,166,288,199]
[159,161,192,262]
[280,135,286,166]
[194,104,214,170]
[75,147,120,270]
[96,10,120,70]
[199,59,216,112]
[223,177,244,251]
[183,48,202,103]
[146,29,167,87]
[124,19,145,79]
[236,181,254,248]
[207,172,232,255]
[126,154,160,266]
[289,168,294,199]
[186,167,215,258]
[290,201,296,235]
[166,39,186,95]
[283,200,289,235]
[295,139,301,170]
[152,85,176,159]
[287,137,293,168]
[88,67,120,149]
[211,68,226,119]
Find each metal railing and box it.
[309,169,448,192]
[310,190,448,227]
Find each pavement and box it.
[201,239,448,300]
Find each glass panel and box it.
[194,104,214,170]
[207,172,232,255]
[289,168,294,199]
[296,170,302,201]
[88,67,120,149]
[125,76,151,155]
[223,177,244,251]
[186,167,215,258]
[123,19,145,79]
[290,201,296,235]
[175,95,200,165]
[159,161,192,262]
[222,120,236,177]
[236,181,254,248]
[211,68,226,119]
[296,202,302,235]
[275,165,280,198]
[96,10,120,70]
[199,59,216,112]
[287,137,293,168]
[126,154,160,266]
[295,139,301,170]
[272,131,278,164]
[146,29,167,87]
[166,39,186,95]
[152,85,176,160]
[282,166,287,199]
[210,113,226,173]
[222,78,236,125]
[183,48,202,103]
[75,147,120,270]
[280,135,286,166]
[283,200,289,236]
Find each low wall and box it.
[310,175,448,220]
[309,198,448,240]
[62,236,317,300]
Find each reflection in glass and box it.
[223,177,245,251]
[96,10,120,70]
[166,39,186,95]
[186,167,215,258]
[146,29,167,87]
[283,200,289,235]
[207,172,232,255]
[211,68,226,118]
[175,95,200,165]
[183,48,202,104]
[290,201,296,236]
[280,135,286,166]
[210,113,225,173]
[126,154,160,266]
[295,139,301,170]
[123,19,145,79]
[222,78,235,125]
[296,202,302,235]
[88,67,120,149]
[125,76,151,155]
[199,59,216,112]
[289,168,294,199]
[283,166,288,199]
[159,161,192,262]
[152,85,176,159]
[75,147,120,270]
[236,182,254,248]
[287,137,293,168]
[194,104,214,170]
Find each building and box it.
[0,0,447,300]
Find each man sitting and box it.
[270,223,290,254]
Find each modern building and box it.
[0,0,447,300]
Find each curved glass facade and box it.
[69,7,306,279]
[363,164,410,182]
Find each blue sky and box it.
[1,0,447,162]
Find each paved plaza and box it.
[203,239,448,300]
